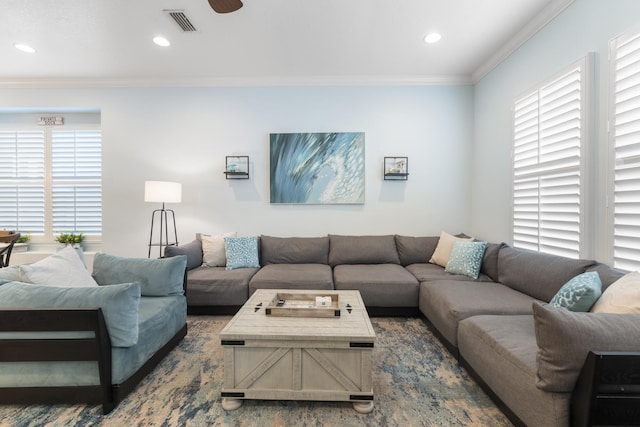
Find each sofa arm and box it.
[165,239,203,270]
[0,308,114,414]
[533,302,640,393]
[571,351,640,426]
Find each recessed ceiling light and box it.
[14,43,36,53]
[424,33,442,44]
[153,36,171,47]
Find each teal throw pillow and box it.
[445,241,487,279]
[0,281,141,347]
[224,236,260,270]
[550,271,602,312]
[92,253,187,297]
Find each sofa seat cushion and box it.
[419,280,538,347]
[112,295,186,384]
[458,315,570,427]
[497,245,596,302]
[249,264,333,294]
[332,264,419,307]
[186,266,258,306]
[406,263,493,283]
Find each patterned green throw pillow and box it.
[445,241,487,279]
[550,271,602,312]
[224,236,260,270]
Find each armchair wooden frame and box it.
[0,233,20,268]
[0,308,187,415]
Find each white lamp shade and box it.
[144,181,182,203]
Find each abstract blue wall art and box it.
[270,132,365,204]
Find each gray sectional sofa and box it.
[166,233,640,427]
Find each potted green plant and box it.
[14,233,31,252]
[55,232,85,248]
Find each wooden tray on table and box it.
[264,292,340,318]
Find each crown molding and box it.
[0,74,473,90]
[472,0,576,84]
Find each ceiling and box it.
[0,0,574,88]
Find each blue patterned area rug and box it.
[0,316,512,427]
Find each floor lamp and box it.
[145,181,181,258]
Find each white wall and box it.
[472,0,640,261]
[1,85,473,257]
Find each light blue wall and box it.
[8,0,633,259]
[472,0,640,261]
[0,85,473,257]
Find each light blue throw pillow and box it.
[224,236,260,270]
[92,253,187,297]
[0,265,24,282]
[0,281,141,347]
[550,271,602,312]
[445,241,487,279]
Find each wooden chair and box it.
[0,232,20,268]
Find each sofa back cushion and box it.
[93,253,187,297]
[497,245,596,302]
[260,235,329,265]
[328,234,400,267]
[585,262,627,290]
[165,239,203,270]
[394,235,439,266]
[0,281,141,347]
[479,242,505,282]
[533,302,640,392]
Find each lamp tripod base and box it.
[148,206,178,258]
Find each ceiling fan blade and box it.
[208,0,243,14]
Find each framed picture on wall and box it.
[269,132,365,204]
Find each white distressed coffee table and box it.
[220,289,376,413]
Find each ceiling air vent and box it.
[164,9,197,32]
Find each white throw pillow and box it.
[429,231,473,267]
[201,232,237,267]
[19,245,98,287]
[590,271,640,314]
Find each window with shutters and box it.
[610,28,640,271]
[0,126,101,242]
[0,130,46,235]
[512,56,592,259]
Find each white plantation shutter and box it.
[0,130,46,234]
[513,59,588,258]
[611,29,640,270]
[51,130,102,236]
[0,125,101,241]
